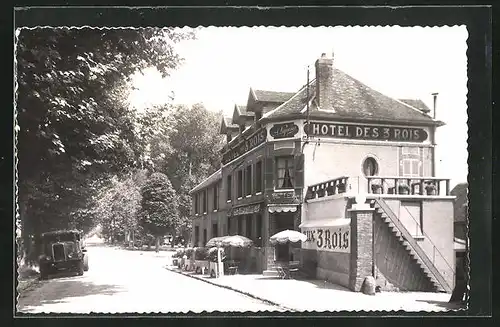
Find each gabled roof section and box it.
[399,99,432,114]
[232,104,254,126]
[219,116,238,135]
[253,90,295,103]
[189,169,222,194]
[262,68,444,126]
[246,88,294,112]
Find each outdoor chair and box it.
[276,266,287,279]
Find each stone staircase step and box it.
[262,270,280,277]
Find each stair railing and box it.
[400,204,456,283]
[374,199,453,293]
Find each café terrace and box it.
[189,52,457,293]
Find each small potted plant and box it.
[425,183,437,195]
[398,183,410,195]
[337,181,346,193]
[371,182,383,194]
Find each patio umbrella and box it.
[220,235,253,248]
[206,236,231,248]
[269,230,307,245]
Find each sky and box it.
[128,26,468,188]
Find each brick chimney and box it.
[315,52,335,111]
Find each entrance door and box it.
[273,212,295,262]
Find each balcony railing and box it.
[367,176,451,196]
[305,176,349,200]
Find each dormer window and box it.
[255,111,262,121]
[227,134,232,143]
[239,124,245,133]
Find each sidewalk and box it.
[165,266,463,312]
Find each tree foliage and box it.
[139,173,179,238]
[16,27,194,262]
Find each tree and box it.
[139,172,179,252]
[16,27,194,263]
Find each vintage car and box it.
[38,229,89,280]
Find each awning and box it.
[229,203,262,216]
[268,205,298,213]
[299,218,351,228]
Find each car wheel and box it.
[39,264,49,280]
[77,261,84,276]
[83,254,89,271]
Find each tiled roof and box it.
[399,99,431,113]
[253,90,295,103]
[262,68,443,126]
[450,183,468,223]
[189,169,222,194]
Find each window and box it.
[246,215,252,239]
[362,157,379,177]
[276,156,294,189]
[194,226,199,246]
[227,175,232,201]
[194,193,199,214]
[237,170,243,198]
[203,229,207,246]
[245,165,252,196]
[401,147,422,177]
[202,190,207,213]
[239,124,245,133]
[255,160,263,193]
[227,217,232,235]
[212,223,218,238]
[213,183,219,210]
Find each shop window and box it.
[237,170,243,198]
[202,190,207,213]
[362,157,379,177]
[256,214,262,247]
[255,160,263,193]
[276,156,294,189]
[227,175,232,201]
[212,223,218,238]
[238,216,243,235]
[246,215,252,239]
[245,165,252,196]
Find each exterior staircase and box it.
[371,199,452,293]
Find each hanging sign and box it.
[301,225,350,253]
[304,122,428,143]
[222,128,267,164]
[270,122,299,139]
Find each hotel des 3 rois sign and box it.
[222,128,267,164]
[304,122,428,142]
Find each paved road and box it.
[17,245,281,313]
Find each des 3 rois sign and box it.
[304,122,428,143]
[301,225,350,253]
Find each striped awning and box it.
[268,204,298,213]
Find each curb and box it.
[165,266,297,312]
